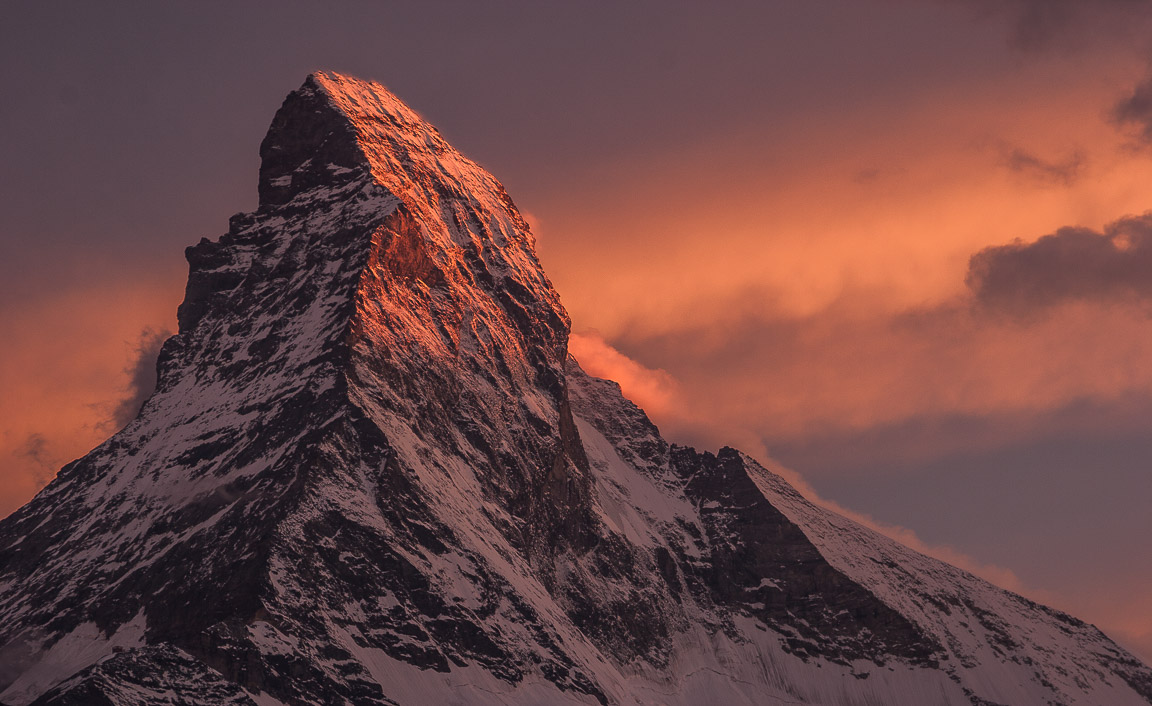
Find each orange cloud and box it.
[569,331,683,419]
[538,58,1152,346]
[605,293,1152,450]
[0,274,181,518]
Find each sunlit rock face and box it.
[0,72,1149,706]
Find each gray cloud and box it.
[966,214,1152,314]
[1000,146,1084,186]
[1005,0,1083,50]
[109,327,170,429]
[17,433,57,486]
[1112,73,1152,145]
[17,433,50,465]
[957,0,1152,51]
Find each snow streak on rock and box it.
[0,72,1149,706]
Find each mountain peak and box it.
[307,70,428,131]
[2,72,1150,706]
[258,72,524,235]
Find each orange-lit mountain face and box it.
[0,72,1149,706]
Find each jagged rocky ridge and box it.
[0,71,1149,706]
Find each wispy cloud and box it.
[108,326,170,430]
[569,331,684,421]
[16,433,58,487]
[999,145,1085,186]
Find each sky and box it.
[1,0,1151,664]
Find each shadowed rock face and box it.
[29,646,259,706]
[1,72,1150,706]
[672,446,941,667]
[257,76,367,209]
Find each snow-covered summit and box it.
[0,72,1149,706]
[302,71,524,227]
[259,70,541,259]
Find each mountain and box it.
[1,71,1149,706]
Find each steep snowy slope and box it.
[0,72,1148,706]
[569,367,1152,705]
